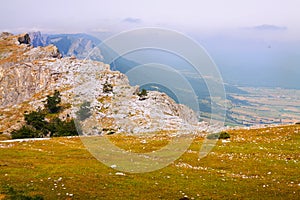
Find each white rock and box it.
[115,172,125,176]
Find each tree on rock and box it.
[45,90,61,113]
[24,110,47,135]
[137,89,148,100]
[11,126,42,139]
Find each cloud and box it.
[122,17,142,24]
[246,24,287,31]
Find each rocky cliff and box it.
[29,32,104,60]
[0,32,203,136]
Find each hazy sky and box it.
[1,0,300,40]
[1,0,299,88]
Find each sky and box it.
[1,0,300,88]
[1,0,300,39]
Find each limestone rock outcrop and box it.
[0,32,203,135]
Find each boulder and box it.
[18,33,31,45]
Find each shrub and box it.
[45,90,61,113]
[138,89,147,97]
[219,131,230,139]
[206,131,230,140]
[103,81,113,93]
[24,110,47,134]
[11,90,78,139]
[11,126,43,139]
[12,110,48,139]
[48,118,78,137]
[137,89,148,100]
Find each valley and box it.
[227,87,300,126]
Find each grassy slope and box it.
[0,125,299,199]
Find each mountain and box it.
[0,32,205,136]
[29,32,138,72]
[28,32,250,125]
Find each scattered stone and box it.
[110,164,117,168]
[140,139,147,144]
[115,172,125,176]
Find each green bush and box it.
[137,89,148,100]
[11,125,43,139]
[11,90,78,139]
[45,90,61,113]
[48,118,78,137]
[206,131,230,140]
[138,89,147,97]
[219,131,230,139]
[24,110,47,134]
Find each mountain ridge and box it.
[0,32,207,137]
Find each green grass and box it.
[0,125,300,199]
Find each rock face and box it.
[28,32,139,74]
[29,32,103,60]
[0,34,62,108]
[0,32,202,135]
[29,31,45,47]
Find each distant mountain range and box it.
[28,32,251,125]
[29,32,138,72]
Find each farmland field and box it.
[227,87,300,126]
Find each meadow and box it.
[0,125,299,199]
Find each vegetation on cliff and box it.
[11,90,77,139]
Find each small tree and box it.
[137,89,148,100]
[11,125,42,139]
[45,90,61,113]
[139,89,147,96]
[24,110,47,135]
[48,118,77,137]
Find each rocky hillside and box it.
[28,32,138,73]
[0,32,203,136]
